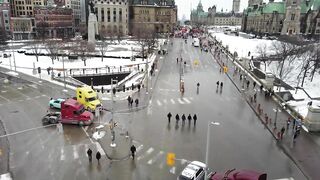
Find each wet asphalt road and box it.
[0,37,306,180]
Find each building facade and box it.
[0,0,10,38]
[92,0,129,36]
[241,0,320,36]
[34,5,74,38]
[65,0,81,29]
[190,1,242,26]
[129,0,177,35]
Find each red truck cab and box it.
[60,99,93,125]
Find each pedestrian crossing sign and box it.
[167,153,175,166]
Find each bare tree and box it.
[35,21,49,41]
[269,41,305,83]
[31,41,42,62]
[255,43,268,71]
[45,40,59,64]
[78,41,88,66]
[99,29,108,62]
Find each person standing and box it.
[280,126,285,139]
[87,148,92,162]
[220,82,223,89]
[216,81,219,89]
[196,83,200,94]
[96,151,101,162]
[135,99,139,107]
[193,114,197,126]
[246,80,250,89]
[187,114,192,124]
[127,96,131,106]
[175,114,180,123]
[130,145,136,159]
[253,81,256,88]
[167,112,172,123]
[182,114,186,124]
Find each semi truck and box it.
[42,98,94,126]
[76,86,102,112]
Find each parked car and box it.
[49,98,65,109]
[210,169,267,180]
[178,161,206,180]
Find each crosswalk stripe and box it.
[183,98,191,104]
[60,148,65,161]
[147,151,164,165]
[177,98,185,104]
[84,144,89,156]
[73,146,79,159]
[157,100,162,106]
[170,166,176,174]
[95,142,106,156]
[136,144,144,153]
[163,99,167,104]
[189,97,194,100]
[137,147,154,161]
[170,99,175,104]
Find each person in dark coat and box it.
[127,96,131,106]
[181,114,186,123]
[187,114,192,123]
[175,114,180,122]
[220,82,223,89]
[130,145,136,159]
[87,148,92,162]
[216,81,219,88]
[96,151,101,162]
[135,99,139,107]
[193,114,197,125]
[167,112,172,123]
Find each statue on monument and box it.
[87,1,98,51]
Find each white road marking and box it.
[17,87,23,90]
[84,126,89,131]
[177,98,185,104]
[157,100,162,106]
[73,146,79,159]
[35,96,40,98]
[18,100,23,102]
[147,151,164,165]
[170,99,175,104]
[163,99,167,104]
[136,144,144,153]
[81,126,94,143]
[1,90,7,93]
[189,97,194,100]
[0,95,10,102]
[170,166,176,174]
[84,144,89,156]
[183,98,191,104]
[26,97,31,100]
[137,147,154,161]
[95,142,106,156]
[181,159,187,165]
[60,148,65,161]
[41,94,46,97]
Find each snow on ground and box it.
[209,31,320,120]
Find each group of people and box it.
[167,112,198,126]
[127,96,139,107]
[86,148,101,163]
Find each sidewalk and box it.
[210,43,320,179]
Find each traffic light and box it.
[37,67,41,74]
[166,153,175,166]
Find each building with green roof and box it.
[190,0,242,26]
[241,0,320,37]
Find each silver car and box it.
[178,161,206,180]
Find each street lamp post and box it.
[205,121,220,179]
[110,78,118,147]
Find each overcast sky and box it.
[175,0,249,20]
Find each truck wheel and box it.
[50,118,57,124]
[79,121,84,126]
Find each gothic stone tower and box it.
[232,0,240,13]
[281,0,301,35]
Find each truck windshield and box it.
[77,106,85,114]
[87,97,97,102]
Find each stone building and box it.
[92,0,129,36]
[65,0,81,29]
[0,0,10,38]
[190,0,242,26]
[129,0,177,35]
[241,0,320,36]
[34,4,74,38]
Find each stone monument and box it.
[88,1,98,51]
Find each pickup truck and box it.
[42,98,93,126]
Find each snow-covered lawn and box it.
[209,31,320,120]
